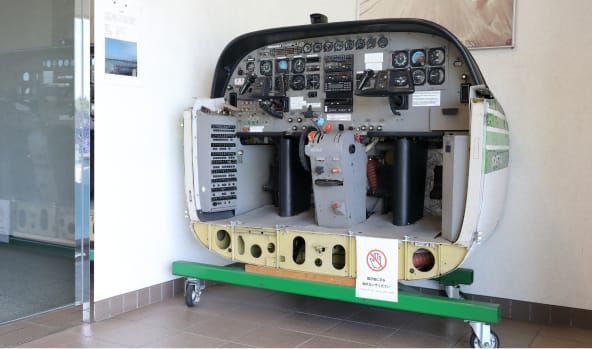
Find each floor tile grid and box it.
[8,283,592,348]
[121,292,377,348]
[163,288,592,348]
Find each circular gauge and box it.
[291,74,306,90]
[392,50,408,68]
[245,61,255,73]
[428,48,446,66]
[427,67,445,85]
[412,68,426,85]
[377,36,388,48]
[323,41,334,52]
[410,49,426,67]
[303,43,313,53]
[64,59,69,67]
[260,60,273,76]
[334,41,344,51]
[355,38,366,50]
[393,70,409,87]
[345,39,354,50]
[366,37,377,49]
[312,42,322,52]
[22,72,30,81]
[292,58,305,73]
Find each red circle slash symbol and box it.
[366,249,387,272]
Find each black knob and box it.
[315,166,324,175]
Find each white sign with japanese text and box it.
[355,236,398,302]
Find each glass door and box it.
[0,0,90,325]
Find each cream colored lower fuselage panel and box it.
[189,205,467,281]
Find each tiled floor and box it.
[3,283,592,347]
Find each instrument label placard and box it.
[412,91,441,107]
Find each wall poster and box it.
[104,0,139,76]
[359,0,516,49]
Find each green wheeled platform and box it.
[172,261,501,348]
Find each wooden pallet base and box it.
[245,264,356,287]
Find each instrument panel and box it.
[225,31,474,135]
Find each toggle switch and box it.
[331,202,345,215]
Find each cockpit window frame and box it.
[210,18,486,98]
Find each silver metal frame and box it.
[74,0,92,323]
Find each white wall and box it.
[95,0,592,311]
[460,0,592,309]
[93,0,356,302]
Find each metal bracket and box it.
[469,321,492,347]
[184,278,204,293]
[444,285,463,299]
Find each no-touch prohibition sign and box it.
[356,236,398,302]
[366,249,387,272]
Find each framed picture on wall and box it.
[358,0,516,49]
[105,37,137,77]
[103,0,141,79]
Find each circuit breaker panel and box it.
[192,112,238,213]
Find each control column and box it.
[305,131,367,228]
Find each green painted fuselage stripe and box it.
[480,99,509,174]
[486,113,508,130]
[483,150,509,174]
[485,131,509,146]
[487,99,506,115]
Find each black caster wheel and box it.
[470,330,499,348]
[185,282,200,307]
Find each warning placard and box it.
[356,236,398,302]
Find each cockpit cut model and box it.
[182,18,509,282]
